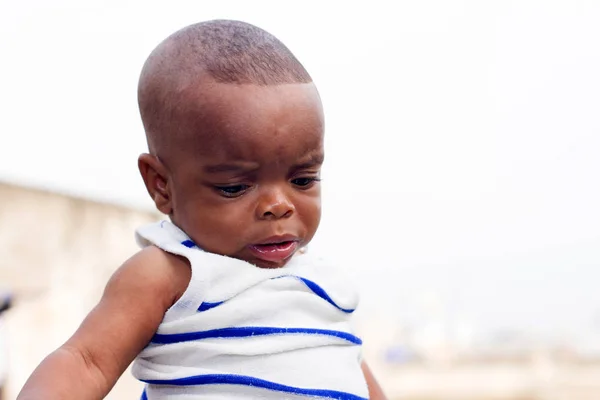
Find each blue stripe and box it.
[275,276,355,313]
[142,373,367,400]
[194,276,356,314]
[197,301,224,312]
[151,326,362,345]
[297,277,355,313]
[140,388,148,400]
[181,239,196,248]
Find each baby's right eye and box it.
[214,184,249,198]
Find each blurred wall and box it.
[0,182,158,399]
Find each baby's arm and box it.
[361,361,388,400]
[17,246,190,400]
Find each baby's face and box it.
[166,82,324,268]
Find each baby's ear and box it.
[138,154,172,215]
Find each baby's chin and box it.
[240,249,305,269]
[245,255,294,269]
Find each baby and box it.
[18,20,386,399]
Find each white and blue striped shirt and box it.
[132,221,369,400]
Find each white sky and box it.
[1,1,600,347]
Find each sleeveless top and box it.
[131,220,369,400]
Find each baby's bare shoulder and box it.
[108,246,192,309]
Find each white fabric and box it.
[131,220,368,400]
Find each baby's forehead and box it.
[170,82,324,170]
[182,81,322,136]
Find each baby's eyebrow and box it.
[292,152,324,169]
[203,163,260,173]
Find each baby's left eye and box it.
[291,177,320,187]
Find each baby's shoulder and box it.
[109,246,192,308]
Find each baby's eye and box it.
[215,184,249,197]
[291,177,320,187]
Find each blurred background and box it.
[1,1,600,399]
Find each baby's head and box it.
[137,20,324,268]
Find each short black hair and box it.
[138,20,313,155]
[149,19,312,85]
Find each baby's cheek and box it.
[210,215,249,248]
[299,199,321,234]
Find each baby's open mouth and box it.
[248,240,299,264]
[254,241,295,250]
